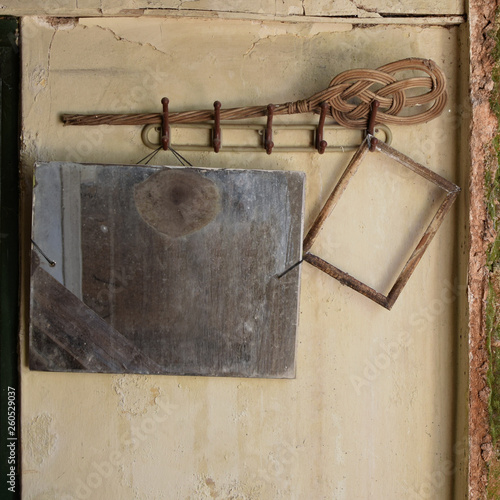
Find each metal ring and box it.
[375,124,392,146]
[141,123,161,150]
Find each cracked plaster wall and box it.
[19,13,469,500]
[0,0,465,17]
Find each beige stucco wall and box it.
[19,13,469,500]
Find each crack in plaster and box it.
[46,30,56,117]
[243,38,260,57]
[347,0,382,17]
[243,26,304,57]
[47,30,55,80]
[86,22,169,56]
[243,24,351,58]
[30,17,78,108]
[30,21,61,106]
[244,32,290,58]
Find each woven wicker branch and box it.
[62,58,447,129]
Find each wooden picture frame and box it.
[303,139,461,310]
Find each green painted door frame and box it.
[0,17,20,500]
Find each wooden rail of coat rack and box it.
[60,58,460,309]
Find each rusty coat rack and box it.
[60,57,459,309]
[62,58,446,153]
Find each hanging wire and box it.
[276,259,303,279]
[136,146,162,165]
[31,239,56,267]
[136,146,192,167]
[168,147,192,167]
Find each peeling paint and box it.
[30,65,49,96]
[113,375,161,416]
[287,4,303,16]
[194,474,261,499]
[33,17,79,31]
[25,414,57,468]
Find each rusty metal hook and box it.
[213,101,222,153]
[367,100,380,152]
[265,104,275,155]
[161,97,170,151]
[316,102,328,154]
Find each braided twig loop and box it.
[326,58,447,128]
[62,58,447,129]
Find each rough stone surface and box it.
[468,2,500,499]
